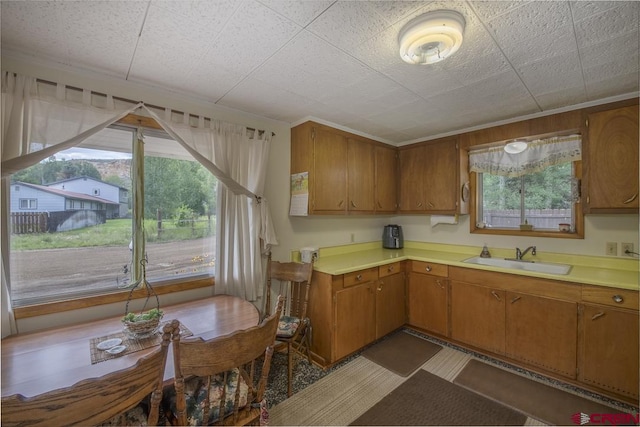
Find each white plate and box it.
[106,345,126,355]
[97,338,122,350]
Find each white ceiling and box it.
[2,1,638,144]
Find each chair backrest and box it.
[1,321,174,427]
[264,252,314,320]
[171,296,284,426]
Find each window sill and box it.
[471,227,584,239]
[13,277,214,319]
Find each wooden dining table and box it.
[1,295,260,398]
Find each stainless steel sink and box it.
[463,256,572,275]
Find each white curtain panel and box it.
[142,107,277,301]
[1,72,140,176]
[469,134,582,177]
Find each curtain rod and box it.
[34,77,275,137]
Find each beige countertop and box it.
[307,241,639,291]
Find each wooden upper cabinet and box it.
[374,144,398,213]
[291,121,396,215]
[399,137,459,213]
[348,138,375,213]
[584,104,639,212]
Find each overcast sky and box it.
[54,148,131,161]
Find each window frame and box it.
[469,159,584,239]
[9,114,216,319]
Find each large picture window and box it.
[8,126,217,306]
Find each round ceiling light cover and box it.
[398,10,466,65]
[504,140,529,154]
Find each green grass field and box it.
[11,217,215,250]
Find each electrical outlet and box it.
[606,242,617,256]
[622,243,634,257]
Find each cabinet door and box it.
[335,282,376,360]
[579,304,639,401]
[348,138,375,212]
[398,145,427,212]
[313,127,348,213]
[408,273,448,336]
[506,292,577,378]
[450,281,505,354]
[375,145,397,213]
[376,272,406,339]
[586,105,639,211]
[423,139,458,212]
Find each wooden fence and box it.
[11,212,48,234]
[485,209,572,229]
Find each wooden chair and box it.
[1,321,174,427]
[168,295,284,426]
[264,253,314,397]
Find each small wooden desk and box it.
[1,295,259,398]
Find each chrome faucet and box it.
[516,246,536,260]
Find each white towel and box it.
[430,214,458,227]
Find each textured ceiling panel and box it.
[1,0,637,144]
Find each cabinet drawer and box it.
[344,267,378,287]
[411,261,448,277]
[582,286,639,311]
[379,262,402,278]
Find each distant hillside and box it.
[85,159,131,183]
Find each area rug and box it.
[454,359,627,426]
[361,331,442,376]
[350,369,527,426]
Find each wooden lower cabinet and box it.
[450,281,506,354]
[408,263,449,336]
[335,282,376,360]
[506,292,577,378]
[376,271,406,339]
[309,263,406,365]
[579,303,639,401]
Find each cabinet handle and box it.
[425,266,432,272]
[378,282,384,291]
[377,201,383,209]
[623,193,638,204]
[428,201,434,208]
[511,296,521,304]
[356,274,362,281]
[436,279,444,289]
[491,291,501,301]
[387,265,394,272]
[612,294,624,304]
[338,200,344,207]
[591,312,605,321]
[351,200,357,208]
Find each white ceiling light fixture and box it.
[398,10,466,65]
[504,140,529,154]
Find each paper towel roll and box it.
[430,215,458,227]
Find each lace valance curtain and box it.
[469,134,582,177]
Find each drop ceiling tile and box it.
[498,25,578,68]
[579,31,639,67]
[534,86,588,110]
[486,1,573,48]
[517,51,584,95]
[574,2,639,47]
[257,0,333,27]
[570,1,629,23]
[306,1,390,49]
[582,54,639,86]
[367,1,426,26]
[585,71,640,100]
[152,0,239,29]
[469,1,531,22]
[200,1,301,76]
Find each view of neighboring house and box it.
[45,176,128,219]
[10,178,128,232]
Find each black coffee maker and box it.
[382,224,404,249]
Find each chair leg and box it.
[287,342,294,397]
